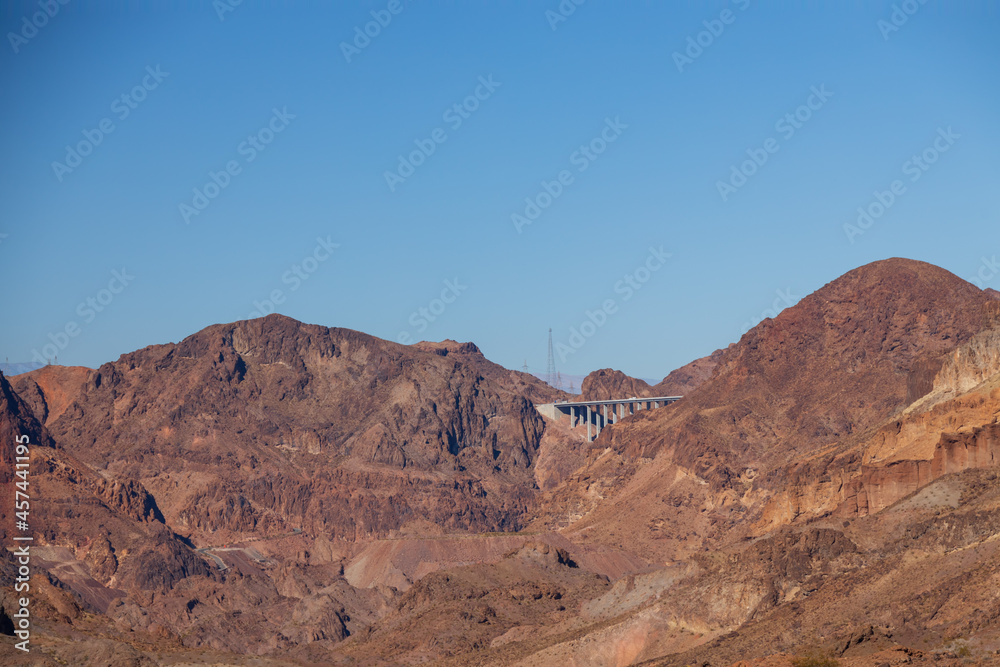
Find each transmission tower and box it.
[522,359,529,373]
[545,328,557,387]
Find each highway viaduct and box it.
[535,396,682,441]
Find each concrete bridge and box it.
[535,396,682,441]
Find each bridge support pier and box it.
[586,405,592,441]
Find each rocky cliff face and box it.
[909,326,1000,410]
[750,324,1000,531]
[0,370,232,653]
[20,315,560,543]
[0,370,54,542]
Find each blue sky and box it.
[1,1,998,380]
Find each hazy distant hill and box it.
[0,361,43,376]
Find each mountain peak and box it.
[411,340,483,356]
[820,257,983,297]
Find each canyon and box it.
[3,258,1000,665]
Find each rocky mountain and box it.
[6,258,1000,665]
[579,368,654,400]
[2,317,580,662]
[0,369,229,662]
[587,259,996,480]
[14,316,566,545]
[517,259,1000,662]
[577,349,727,402]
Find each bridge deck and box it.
[551,396,682,408]
[535,395,683,442]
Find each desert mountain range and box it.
[4,258,1000,665]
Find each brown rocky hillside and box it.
[6,258,1000,665]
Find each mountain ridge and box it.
[6,257,1000,664]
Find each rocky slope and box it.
[651,347,727,397]
[512,259,1000,663]
[536,259,999,561]
[15,315,565,545]
[6,258,1000,665]
[3,317,579,662]
[336,541,613,664]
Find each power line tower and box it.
[522,359,529,373]
[545,328,557,387]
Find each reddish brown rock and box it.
[7,259,1000,666]
[21,315,564,543]
[580,368,654,400]
[652,347,728,396]
[604,258,995,471]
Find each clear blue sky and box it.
[2,1,998,379]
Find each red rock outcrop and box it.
[837,421,1000,516]
[11,365,90,426]
[580,368,654,400]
